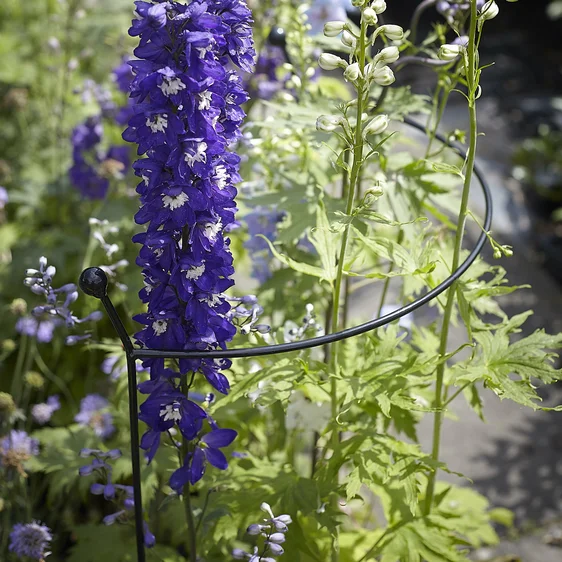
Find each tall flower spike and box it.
[125,1,254,477]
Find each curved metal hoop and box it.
[85,117,492,360]
[78,117,492,562]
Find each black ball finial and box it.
[79,267,108,299]
[268,26,286,48]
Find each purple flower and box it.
[16,316,58,343]
[1,430,39,476]
[31,395,61,425]
[1,430,40,458]
[244,45,286,101]
[437,0,486,24]
[113,58,134,93]
[125,0,254,484]
[75,394,115,439]
[23,256,102,344]
[0,186,8,209]
[243,206,285,283]
[169,428,237,490]
[9,521,52,560]
[69,116,130,199]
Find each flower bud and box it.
[372,65,395,86]
[379,24,404,42]
[341,30,356,49]
[269,532,287,544]
[266,542,284,556]
[372,0,387,13]
[376,46,400,65]
[24,371,45,389]
[438,44,463,61]
[363,114,389,136]
[318,53,347,71]
[343,62,361,82]
[480,0,499,21]
[316,115,343,132]
[10,298,27,316]
[323,21,346,37]
[363,7,378,25]
[0,392,16,418]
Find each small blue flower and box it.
[9,521,52,560]
[31,395,61,425]
[169,427,237,490]
[75,394,115,439]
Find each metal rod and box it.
[79,118,492,561]
[78,268,145,561]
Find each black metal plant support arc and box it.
[78,118,492,562]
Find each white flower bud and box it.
[318,53,348,71]
[375,46,400,65]
[363,114,389,136]
[39,256,48,269]
[379,24,404,42]
[343,62,361,82]
[480,1,499,21]
[371,0,387,14]
[341,30,356,48]
[363,7,378,25]
[316,115,344,132]
[438,44,463,61]
[372,65,395,86]
[323,21,346,37]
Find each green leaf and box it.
[377,517,467,562]
[309,200,338,282]
[259,235,332,281]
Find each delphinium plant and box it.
[2,0,562,561]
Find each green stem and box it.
[328,14,368,562]
[10,334,28,402]
[181,377,197,562]
[424,0,479,515]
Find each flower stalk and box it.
[424,0,481,515]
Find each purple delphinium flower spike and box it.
[125,0,254,482]
[9,521,52,560]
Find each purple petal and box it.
[201,428,237,448]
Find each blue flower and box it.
[169,427,237,490]
[9,521,52,560]
[75,394,115,439]
[125,0,254,483]
[1,430,40,459]
[1,430,39,476]
[31,395,61,425]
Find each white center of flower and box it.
[198,91,212,110]
[213,165,229,189]
[159,76,186,97]
[184,142,207,167]
[146,114,168,133]
[152,319,168,335]
[143,281,153,294]
[185,263,206,280]
[154,248,164,258]
[162,192,189,210]
[199,293,222,307]
[160,403,182,422]
[226,93,235,105]
[142,174,149,186]
[202,219,222,242]
[196,44,213,59]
